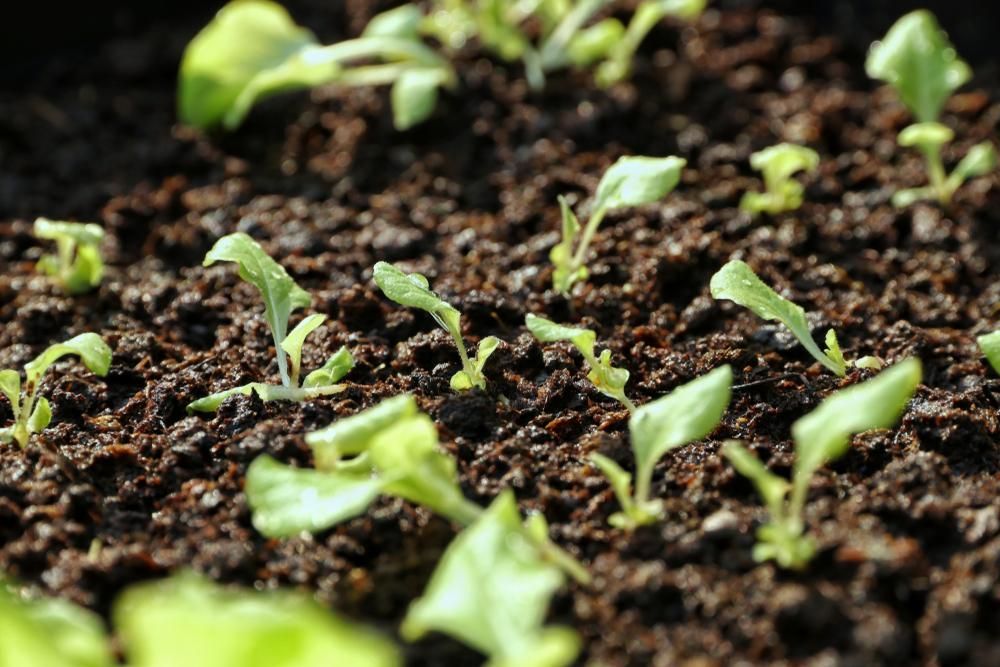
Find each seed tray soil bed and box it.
[1,1,999,665]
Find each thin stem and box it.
[539,0,611,70]
[564,206,606,290]
[922,144,948,203]
[310,36,449,71]
[634,463,652,509]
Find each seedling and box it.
[710,260,849,377]
[551,155,685,294]
[739,144,820,216]
[590,365,731,529]
[1,571,400,667]
[180,2,456,131]
[0,333,111,449]
[866,10,996,206]
[373,261,498,391]
[978,331,1000,374]
[33,218,105,295]
[724,358,921,569]
[187,233,354,413]
[401,491,581,667]
[525,314,635,412]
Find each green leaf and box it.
[865,9,971,123]
[33,218,106,295]
[401,491,579,667]
[823,330,846,376]
[0,370,20,419]
[305,394,418,467]
[281,314,326,387]
[741,144,819,215]
[898,121,954,148]
[710,260,846,376]
[0,586,112,667]
[24,333,112,387]
[721,441,789,519]
[373,261,453,317]
[204,233,311,387]
[589,452,641,528]
[245,455,382,537]
[178,0,336,130]
[451,336,500,391]
[34,218,105,247]
[363,5,423,38]
[791,358,921,489]
[26,397,51,436]
[629,365,731,505]
[565,18,624,67]
[0,427,12,444]
[115,573,400,667]
[302,346,355,388]
[525,314,596,351]
[978,331,1000,374]
[186,382,346,414]
[391,68,445,130]
[952,142,997,181]
[369,414,482,525]
[593,156,686,212]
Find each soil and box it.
[2,1,999,665]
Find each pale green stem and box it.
[920,143,949,202]
[538,0,611,70]
[563,205,607,292]
[310,36,450,71]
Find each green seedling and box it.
[724,358,921,569]
[425,0,704,90]
[866,10,996,206]
[590,365,731,529]
[710,260,849,377]
[0,572,400,667]
[373,261,498,391]
[0,334,111,449]
[180,1,455,131]
[247,395,589,584]
[401,491,581,667]
[978,331,1000,374]
[739,144,820,216]
[594,0,707,87]
[551,155,685,294]
[33,218,105,295]
[187,233,354,413]
[525,314,635,412]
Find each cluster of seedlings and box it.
[2,5,999,667]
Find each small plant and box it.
[866,10,997,206]
[739,144,820,216]
[401,491,581,667]
[187,233,353,413]
[525,314,635,412]
[551,155,686,294]
[978,331,1000,374]
[33,218,105,295]
[373,261,498,391]
[590,365,731,529]
[0,333,111,449]
[1,572,400,667]
[424,0,705,90]
[723,358,921,569]
[180,2,456,131]
[710,260,850,377]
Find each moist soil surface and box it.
[2,1,999,665]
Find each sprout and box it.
[246,395,482,535]
[187,233,354,413]
[0,580,111,667]
[739,144,820,216]
[866,10,996,206]
[594,0,707,87]
[710,260,848,377]
[179,1,455,131]
[724,358,921,569]
[0,333,111,449]
[525,314,635,412]
[401,491,581,667]
[589,365,731,529]
[551,155,685,294]
[114,573,401,667]
[373,261,498,391]
[33,218,105,295]
[978,331,1000,374]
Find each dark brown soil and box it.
[2,1,999,665]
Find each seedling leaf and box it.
[865,9,971,123]
[245,455,383,537]
[740,144,819,216]
[979,331,1000,374]
[305,394,418,466]
[25,333,112,387]
[391,68,445,130]
[0,585,112,667]
[281,314,326,387]
[593,156,686,212]
[34,218,106,295]
[401,490,579,667]
[115,573,400,667]
[302,346,355,389]
[710,260,846,376]
[721,441,789,518]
